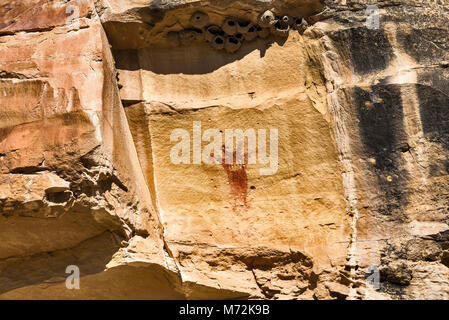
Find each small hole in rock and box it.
[46,191,71,204]
[208,27,220,35]
[399,143,411,153]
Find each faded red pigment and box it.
[221,146,249,212]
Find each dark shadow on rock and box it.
[113,36,289,75]
[0,231,121,295]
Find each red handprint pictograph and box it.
[221,145,249,213]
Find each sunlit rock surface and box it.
[0,0,448,299]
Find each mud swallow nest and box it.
[166,10,309,53]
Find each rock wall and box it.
[0,0,448,299]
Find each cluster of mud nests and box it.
[167,10,309,53]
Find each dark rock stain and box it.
[417,83,449,146]
[354,84,409,217]
[416,80,449,178]
[397,29,449,66]
[329,28,393,75]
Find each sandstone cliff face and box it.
[0,0,448,300]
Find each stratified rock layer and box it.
[0,0,448,299]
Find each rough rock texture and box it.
[0,0,448,299]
